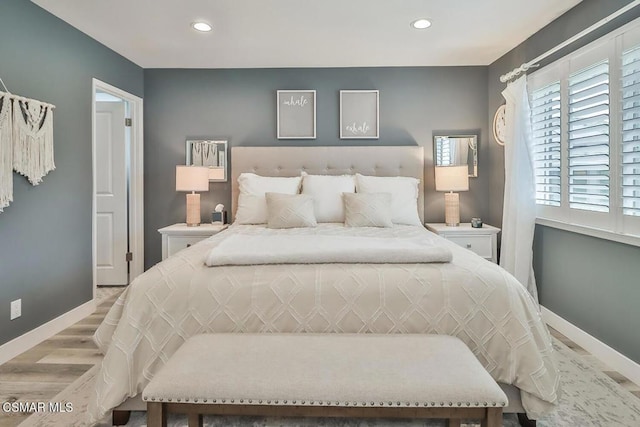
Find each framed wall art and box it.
[277,90,316,139]
[340,90,379,139]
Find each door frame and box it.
[91,78,144,299]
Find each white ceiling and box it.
[32,0,582,69]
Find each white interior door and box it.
[96,101,128,285]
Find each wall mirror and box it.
[186,139,228,182]
[433,135,478,177]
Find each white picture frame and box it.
[340,90,379,139]
[277,90,316,139]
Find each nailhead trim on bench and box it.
[142,395,507,408]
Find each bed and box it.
[89,146,559,425]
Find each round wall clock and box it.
[493,105,506,146]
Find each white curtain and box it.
[454,138,469,166]
[500,76,538,301]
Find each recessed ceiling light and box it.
[192,22,212,32]
[411,19,432,30]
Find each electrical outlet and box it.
[10,299,21,320]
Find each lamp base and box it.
[186,193,201,227]
[444,192,460,226]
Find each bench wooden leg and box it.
[147,402,167,427]
[188,412,203,427]
[112,410,131,425]
[517,412,537,427]
[481,407,502,427]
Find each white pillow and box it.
[355,173,421,225]
[235,173,302,224]
[301,174,356,222]
[343,193,393,228]
[266,193,317,229]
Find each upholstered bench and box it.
[143,334,507,427]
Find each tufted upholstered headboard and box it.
[231,146,425,223]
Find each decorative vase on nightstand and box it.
[211,211,227,224]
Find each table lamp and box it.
[176,165,210,226]
[435,165,469,226]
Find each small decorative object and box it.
[435,165,469,227]
[176,165,210,227]
[340,90,379,139]
[212,203,227,224]
[493,105,506,146]
[471,217,483,228]
[277,90,316,139]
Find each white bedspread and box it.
[89,224,560,423]
[206,233,452,266]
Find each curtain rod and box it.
[499,0,640,83]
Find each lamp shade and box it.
[435,165,469,192]
[176,166,210,192]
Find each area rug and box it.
[18,339,640,427]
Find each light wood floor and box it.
[0,289,122,427]
[1,289,639,427]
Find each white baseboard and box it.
[0,299,96,366]
[541,305,640,386]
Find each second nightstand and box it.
[158,223,228,260]
[425,223,500,263]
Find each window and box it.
[567,60,610,213]
[531,82,561,207]
[436,138,451,166]
[528,19,640,239]
[622,46,640,217]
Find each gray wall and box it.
[488,0,640,363]
[534,226,640,362]
[144,67,489,268]
[0,0,143,345]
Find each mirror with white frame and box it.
[433,135,478,177]
[185,139,228,182]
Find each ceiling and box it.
[32,0,582,69]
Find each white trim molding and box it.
[542,306,640,386]
[91,78,144,299]
[0,299,96,366]
[536,218,640,248]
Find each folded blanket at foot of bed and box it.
[206,234,453,266]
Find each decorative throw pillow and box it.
[301,174,356,222]
[343,193,393,228]
[235,173,302,224]
[355,174,421,225]
[266,193,318,229]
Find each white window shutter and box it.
[567,60,610,212]
[531,82,562,206]
[622,46,640,217]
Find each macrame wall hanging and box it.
[0,83,56,213]
[13,97,55,185]
[0,92,12,212]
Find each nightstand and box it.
[425,223,500,263]
[158,223,228,260]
